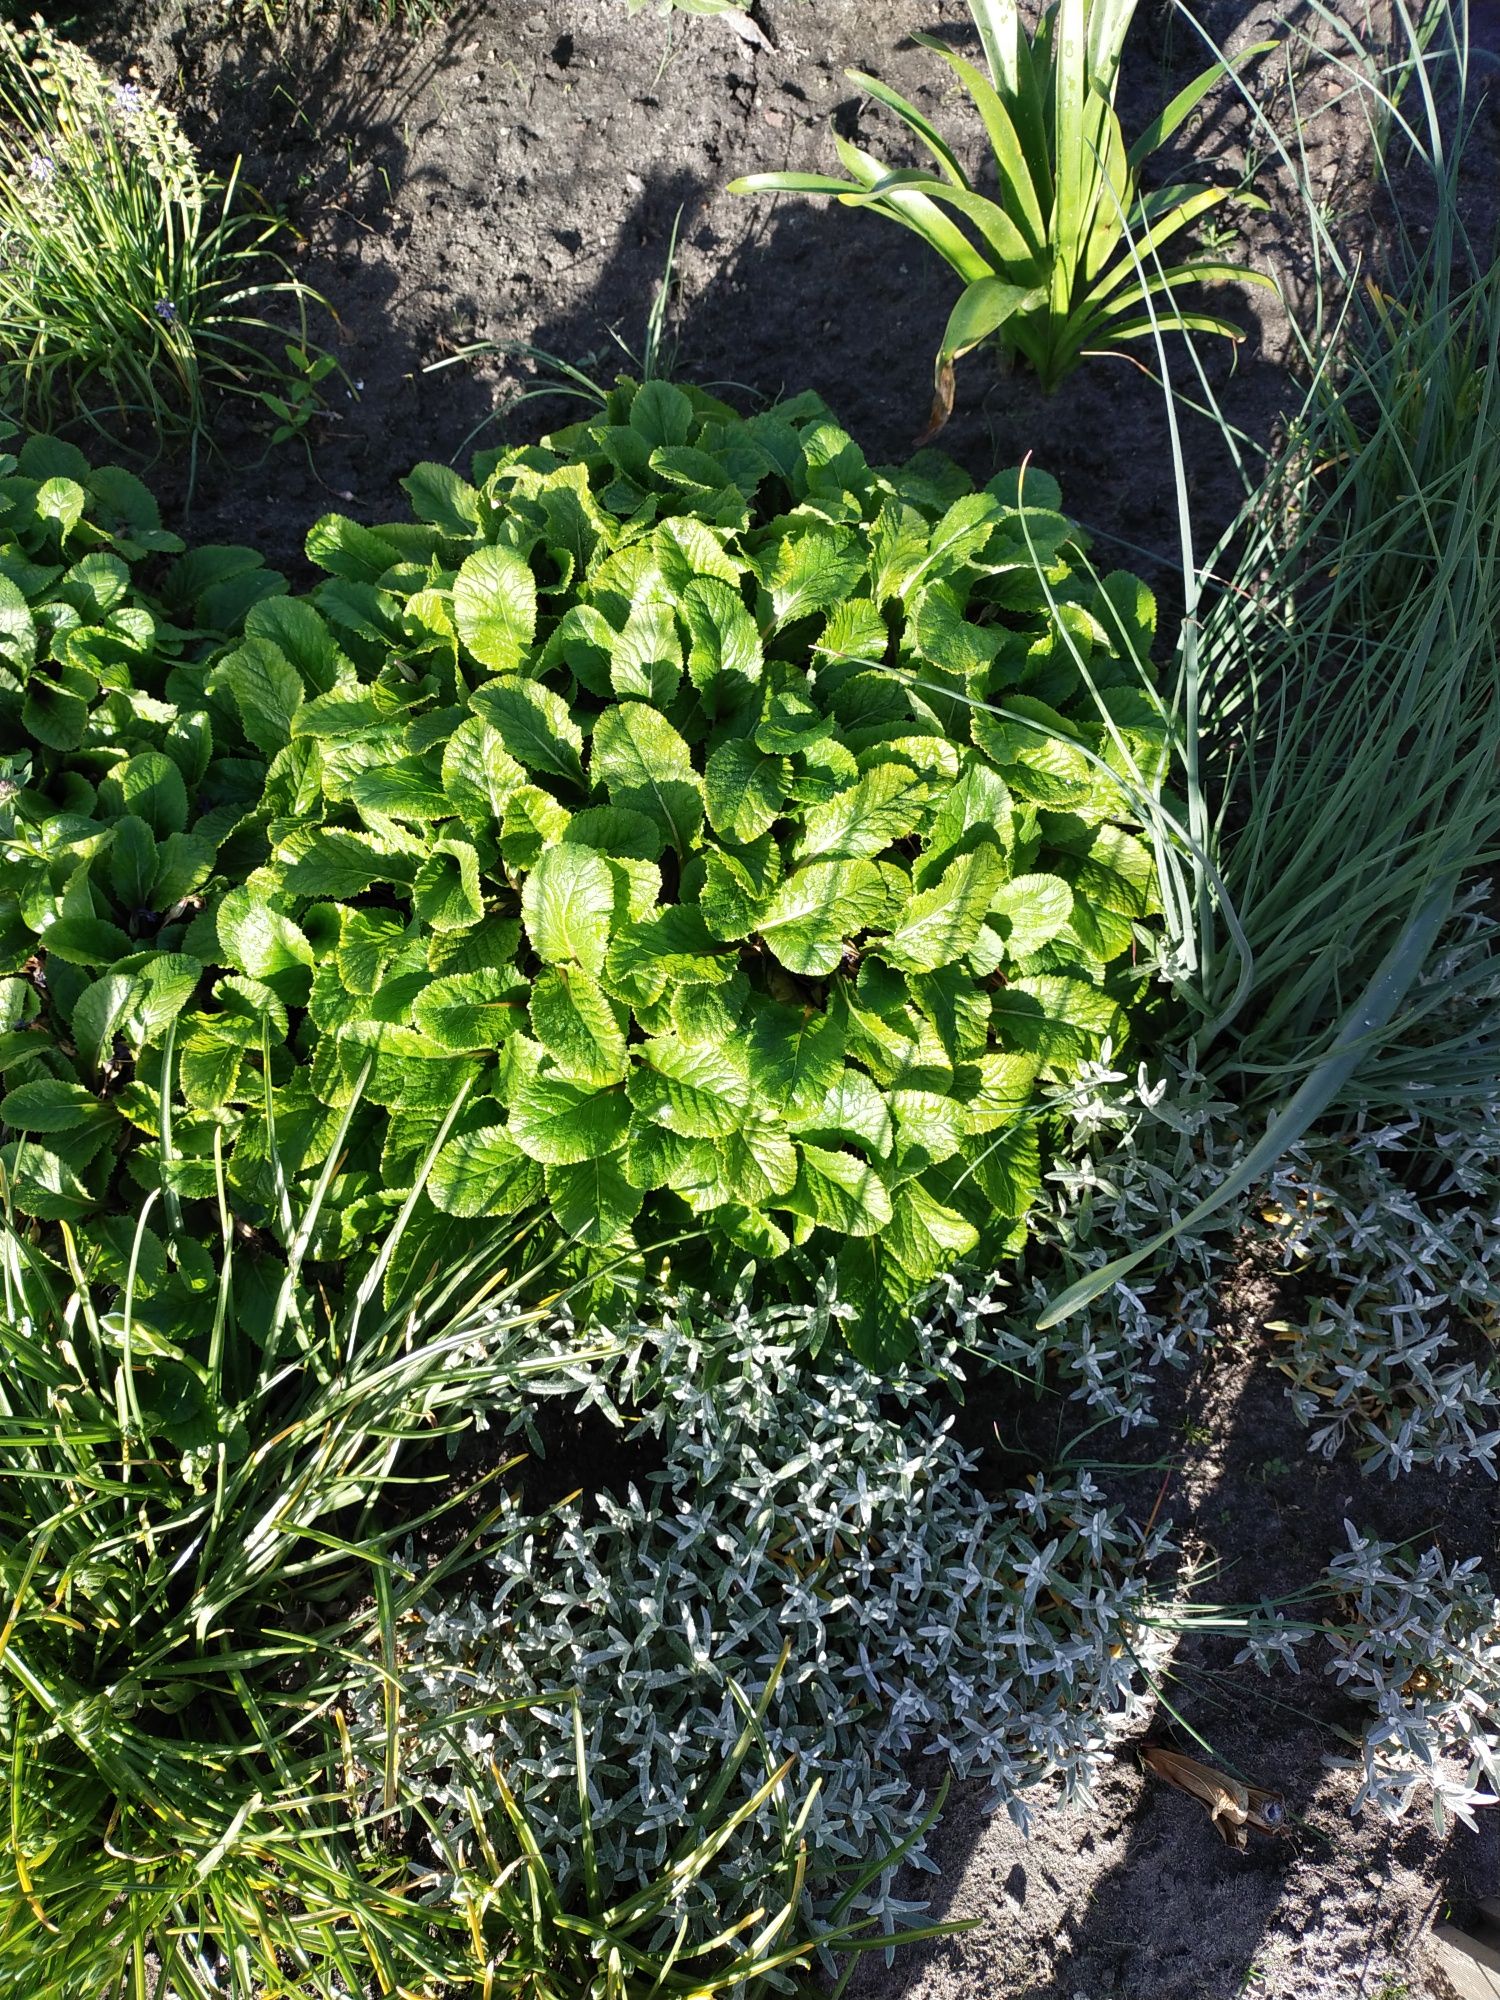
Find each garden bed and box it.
[7,1,1500,1996]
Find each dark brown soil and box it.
[52,1,1500,1992]
[94,0,1332,591]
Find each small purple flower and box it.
[27,152,54,185]
[154,297,177,325]
[112,82,144,116]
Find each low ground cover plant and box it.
[0,23,319,469]
[1,382,1169,1358]
[730,0,1272,427]
[391,1279,1173,1948]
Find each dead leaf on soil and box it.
[1140,1745,1289,1850]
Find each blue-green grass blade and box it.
[1036,878,1459,1327]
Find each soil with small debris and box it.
[59,0,1500,1993]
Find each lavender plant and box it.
[1002,906,1500,1469]
[1323,1526,1500,1831]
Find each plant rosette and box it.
[1,384,1167,1360]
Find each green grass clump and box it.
[0,1115,566,2000]
[0,23,318,471]
[1040,12,1500,1324]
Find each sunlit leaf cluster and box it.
[1,386,1165,1355]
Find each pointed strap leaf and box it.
[912,33,1048,251]
[1126,43,1278,172]
[1036,878,1457,1328]
[846,68,971,187]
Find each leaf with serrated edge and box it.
[413,969,530,1051]
[590,702,703,853]
[453,545,537,673]
[507,1072,631,1164]
[529,968,627,1085]
[782,1142,892,1235]
[878,846,1005,972]
[745,1002,847,1114]
[795,760,931,863]
[627,1036,749,1138]
[758,859,886,976]
[886,1179,978,1280]
[990,873,1074,959]
[544,1152,642,1246]
[429,1123,542,1217]
[522,844,616,975]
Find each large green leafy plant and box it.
[730,0,1272,425]
[2,386,1166,1356]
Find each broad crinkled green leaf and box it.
[590,701,703,853]
[522,843,616,975]
[878,846,1005,972]
[428,1121,542,1216]
[413,969,530,1050]
[755,525,865,627]
[412,838,484,932]
[0,1078,112,1132]
[507,1072,632,1164]
[218,889,314,999]
[783,1142,892,1235]
[219,637,303,755]
[758,858,889,976]
[745,1001,847,1114]
[704,737,788,845]
[472,676,584,789]
[795,761,932,862]
[627,1035,749,1138]
[453,544,538,673]
[529,967,628,1085]
[886,1178,978,1280]
[989,873,1075,959]
[543,1151,642,1246]
[681,575,763,705]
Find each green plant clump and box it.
[731,0,1273,426]
[0,23,318,465]
[1,385,1166,1357]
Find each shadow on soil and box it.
[847,1313,1500,2000]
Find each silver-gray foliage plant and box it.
[385,1281,1173,1946]
[1236,1526,1500,1833]
[1008,902,1500,1472]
